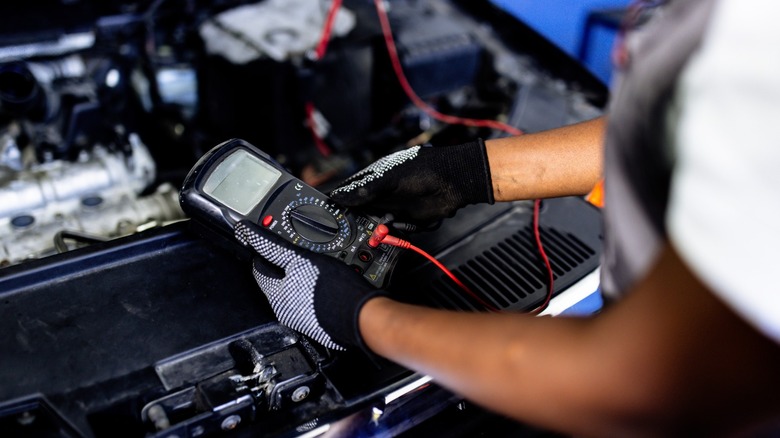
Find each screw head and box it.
[221,414,241,431]
[291,386,311,402]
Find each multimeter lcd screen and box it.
[202,149,282,215]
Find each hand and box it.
[329,139,494,223]
[235,221,383,351]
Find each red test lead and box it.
[369,224,499,312]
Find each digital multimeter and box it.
[180,138,400,288]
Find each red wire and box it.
[372,0,523,137]
[356,2,552,313]
[380,233,500,312]
[311,4,552,314]
[371,0,554,313]
[313,0,343,61]
[530,199,554,314]
[371,0,555,311]
[408,244,501,313]
[380,218,553,314]
[306,1,343,157]
[305,102,333,157]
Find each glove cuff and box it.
[349,290,388,355]
[314,286,386,351]
[441,138,494,207]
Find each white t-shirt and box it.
[668,0,780,342]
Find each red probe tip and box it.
[368,224,390,247]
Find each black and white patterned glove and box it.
[235,221,383,351]
[329,139,494,224]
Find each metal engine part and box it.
[199,0,356,63]
[0,133,184,267]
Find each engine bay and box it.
[0,0,605,268]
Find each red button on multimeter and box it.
[262,215,273,227]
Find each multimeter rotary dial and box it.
[280,197,351,252]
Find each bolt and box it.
[221,415,241,431]
[147,404,170,431]
[17,411,35,426]
[291,386,311,402]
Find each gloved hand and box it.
[329,139,494,223]
[234,221,383,351]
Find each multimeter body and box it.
[180,138,400,288]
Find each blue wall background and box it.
[491,0,632,85]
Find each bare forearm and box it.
[358,297,604,433]
[358,243,780,436]
[487,116,605,201]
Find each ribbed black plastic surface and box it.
[394,197,602,312]
[430,225,597,311]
